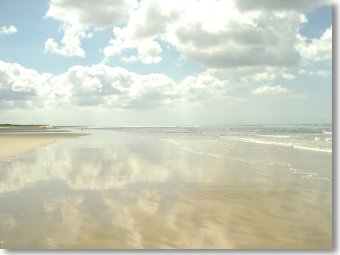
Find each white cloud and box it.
[0,25,17,36]
[121,40,162,64]
[103,0,309,68]
[44,24,88,57]
[299,69,331,77]
[235,0,332,11]
[51,65,234,109]
[296,26,332,62]
[207,66,298,86]
[281,73,296,80]
[103,0,182,61]
[252,85,291,95]
[171,7,305,68]
[178,72,231,105]
[45,0,137,27]
[253,72,276,81]
[0,61,51,108]
[44,0,137,57]
[1,61,236,110]
[50,64,178,109]
[137,41,162,64]
[43,0,330,67]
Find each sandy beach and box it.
[0,126,331,248]
[0,133,81,160]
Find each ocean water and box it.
[0,125,332,248]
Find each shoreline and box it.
[0,133,82,160]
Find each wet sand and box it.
[0,133,81,160]
[0,128,332,249]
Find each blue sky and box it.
[0,0,333,126]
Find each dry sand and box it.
[0,133,81,160]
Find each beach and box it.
[0,133,81,160]
[0,125,78,160]
[0,125,332,249]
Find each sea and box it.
[0,124,332,248]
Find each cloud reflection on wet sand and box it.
[0,130,332,248]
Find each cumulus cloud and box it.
[172,10,303,68]
[253,72,276,82]
[252,85,291,95]
[299,69,331,77]
[208,65,297,87]
[280,71,296,80]
[0,60,235,110]
[103,0,311,68]
[121,40,162,64]
[50,64,178,109]
[296,26,332,62]
[177,72,231,105]
[44,25,89,57]
[44,0,137,57]
[103,0,182,61]
[235,0,332,11]
[137,41,162,64]
[0,25,17,36]
[43,0,331,67]
[45,0,137,27]
[0,61,51,108]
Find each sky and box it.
[0,0,333,126]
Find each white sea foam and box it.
[255,134,291,138]
[222,137,332,153]
[165,139,181,146]
[225,136,293,146]
[292,145,332,153]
